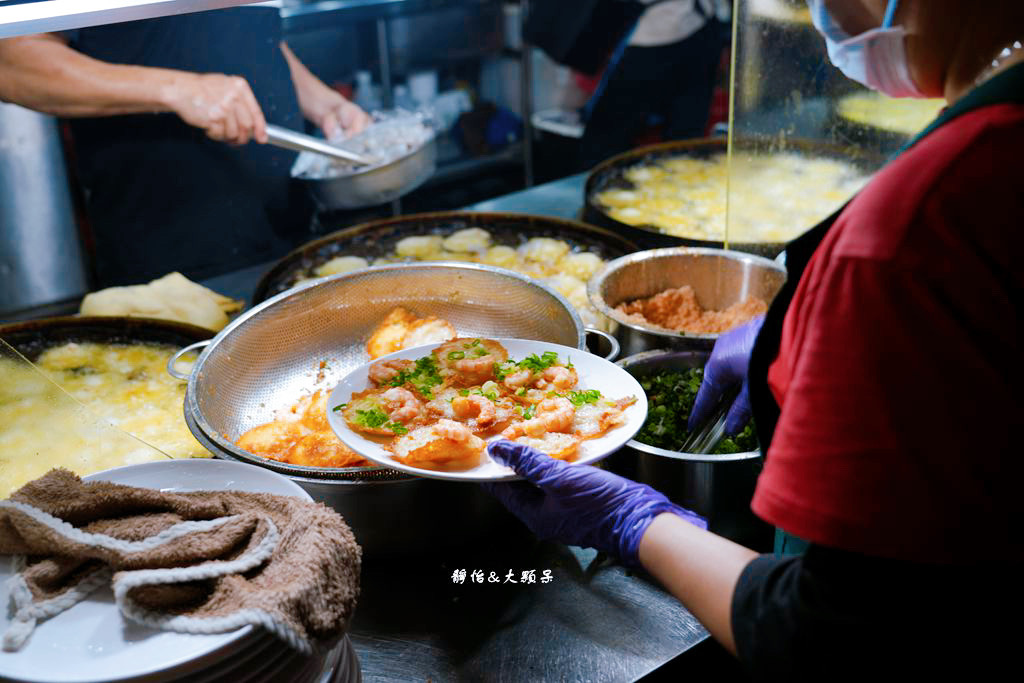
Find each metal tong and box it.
[265,124,372,166]
[680,386,739,455]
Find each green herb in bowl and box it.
[631,367,758,455]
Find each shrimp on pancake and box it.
[392,419,486,471]
[571,396,638,439]
[342,387,423,436]
[434,338,509,386]
[511,433,582,461]
[502,396,575,439]
[368,359,415,386]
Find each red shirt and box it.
[752,104,1024,563]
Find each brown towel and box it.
[0,469,361,655]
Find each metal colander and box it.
[178,263,584,481]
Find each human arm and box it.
[0,33,267,144]
[638,512,757,655]
[279,41,370,140]
[483,440,755,655]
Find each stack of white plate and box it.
[0,460,361,683]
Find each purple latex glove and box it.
[482,440,706,566]
[688,315,765,436]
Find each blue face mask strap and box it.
[881,0,899,29]
[810,0,846,41]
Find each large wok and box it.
[582,136,884,257]
[0,315,213,360]
[252,210,640,304]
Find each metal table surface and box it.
[198,172,712,682]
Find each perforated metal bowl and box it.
[173,263,585,555]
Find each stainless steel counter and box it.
[199,172,712,682]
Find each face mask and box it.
[806,0,927,98]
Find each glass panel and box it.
[725,0,944,245]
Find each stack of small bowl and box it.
[588,247,787,549]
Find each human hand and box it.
[279,42,370,141]
[483,441,705,566]
[167,73,267,145]
[294,79,370,142]
[688,315,765,435]
[315,92,371,142]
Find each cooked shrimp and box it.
[381,387,423,423]
[368,359,414,386]
[434,418,474,442]
[453,355,499,383]
[503,369,533,389]
[502,397,575,438]
[392,419,486,471]
[534,365,577,391]
[435,338,509,385]
[452,394,497,427]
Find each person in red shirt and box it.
[483,0,1023,678]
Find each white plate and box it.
[0,459,310,683]
[326,338,648,482]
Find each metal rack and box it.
[281,0,535,190]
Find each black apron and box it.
[746,61,1024,555]
[67,7,312,287]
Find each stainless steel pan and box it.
[588,247,787,355]
[609,349,772,549]
[290,133,437,210]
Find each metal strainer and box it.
[172,263,584,480]
[167,263,586,556]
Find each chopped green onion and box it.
[387,422,409,436]
[447,351,465,360]
[388,355,442,399]
[353,408,389,429]
[517,351,560,372]
[567,389,602,406]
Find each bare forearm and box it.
[637,513,759,655]
[279,41,315,95]
[280,40,369,137]
[0,34,181,116]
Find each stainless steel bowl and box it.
[608,349,772,549]
[296,137,437,210]
[588,247,787,356]
[173,262,585,556]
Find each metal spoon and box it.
[265,124,372,166]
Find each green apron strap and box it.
[900,60,1024,153]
